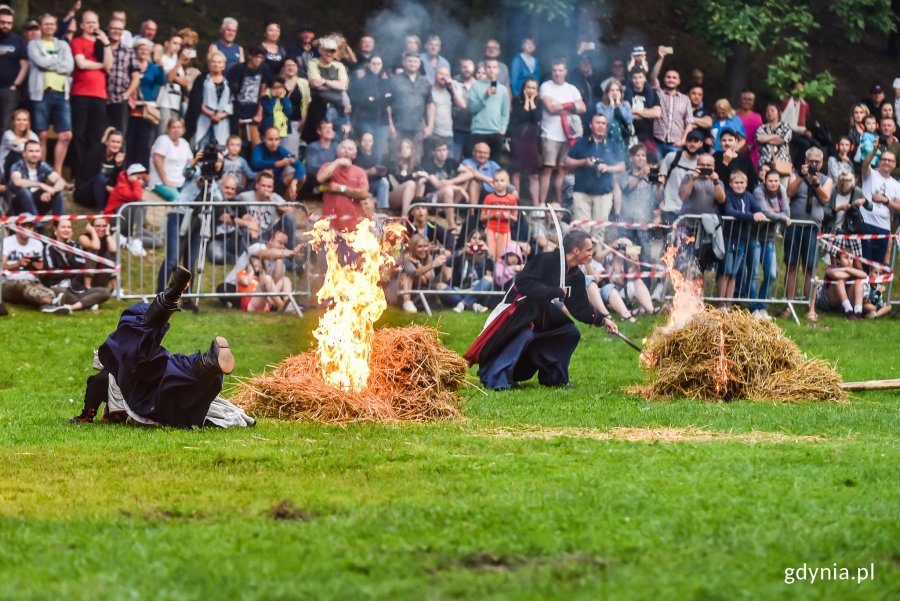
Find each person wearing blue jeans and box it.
[744,168,791,318]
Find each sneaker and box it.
[750,309,761,318]
[757,309,773,321]
[89,304,100,312]
[472,303,489,313]
[42,304,72,315]
[452,301,465,314]
[52,292,64,306]
[127,237,147,257]
[402,300,418,313]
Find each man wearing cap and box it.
[657,129,704,224]
[0,4,28,134]
[1,218,57,309]
[226,45,271,147]
[28,13,74,176]
[9,140,65,217]
[104,162,147,216]
[317,138,369,231]
[863,83,886,115]
[307,37,349,137]
[389,51,434,155]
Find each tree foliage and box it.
[677,0,898,102]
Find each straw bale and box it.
[233,325,469,422]
[630,308,847,403]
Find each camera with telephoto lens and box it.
[199,138,221,180]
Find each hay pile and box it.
[233,325,468,422]
[631,308,846,403]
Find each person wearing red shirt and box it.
[104,163,147,215]
[70,10,112,177]
[479,169,519,264]
[316,138,370,231]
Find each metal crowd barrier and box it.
[398,202,570,303]
[116,201,313,313]
[0,212,122,307]
[670,214,825,322]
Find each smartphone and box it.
[661,46,674,55]
[490,80,498,89]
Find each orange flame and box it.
[660,240,704,333]
[309,218,406,391]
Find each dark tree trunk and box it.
[724,42,750,101]
[889,0,900,59]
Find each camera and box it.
[699,167,713,177]
[879,136,889,147]
[648,167,660,184]
[807,163,818,177]
[199,138,221,180]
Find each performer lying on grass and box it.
[70,266,235,427]
[465,230,618,390]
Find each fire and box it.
[309,218,406,391]
[659,239,704,333]
[644,238,728,393]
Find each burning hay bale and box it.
[631,308,846,403]
[233,325,469,422]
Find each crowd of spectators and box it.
[0,2,898,319]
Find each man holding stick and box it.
[465,229,618,390]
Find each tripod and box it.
[178,176,216,312]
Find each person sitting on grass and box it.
[40,218,111,315]
[395,232,450,313]
[812,251,866,321]
[78,216,117,291]
[223,223,302,312]
[70,266,236,427]
[863,266,891,319]
[1,219,59,310]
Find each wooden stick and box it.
[840,379,900,391]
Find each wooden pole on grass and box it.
[840,379,900,392]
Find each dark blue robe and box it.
[98,303,222,428]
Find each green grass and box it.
[0,303,898,600]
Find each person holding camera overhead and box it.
[564,113,626,242]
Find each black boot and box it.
[145,266,192,328]
[69,406,97,424]
[198,336,235,375]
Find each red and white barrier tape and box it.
[0,213,111,224]
[617,270,669,280]
[2,268,118,276]
[596,239,665,270]
[817,238,894,271]
[817,232,899,241]
[819,273,894,285]
[7,224,117,268]
[571,219,671,229]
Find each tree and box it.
[677,0,898,101]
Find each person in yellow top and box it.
[27,13,74,176]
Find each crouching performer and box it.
[70,266,237,428]
[465,230,618,390]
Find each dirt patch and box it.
[484,426,828,444]
[269,499,314,522]
[434,552,608,574]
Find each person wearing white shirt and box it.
[860,143,900,266]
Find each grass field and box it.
[0,302,898,600]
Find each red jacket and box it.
[104,172,144,216]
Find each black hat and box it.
[686,129,705,142]
[871,83,884,94]
[247,45,266,57]
[297,24,314,34]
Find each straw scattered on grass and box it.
[484,426,829,444]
